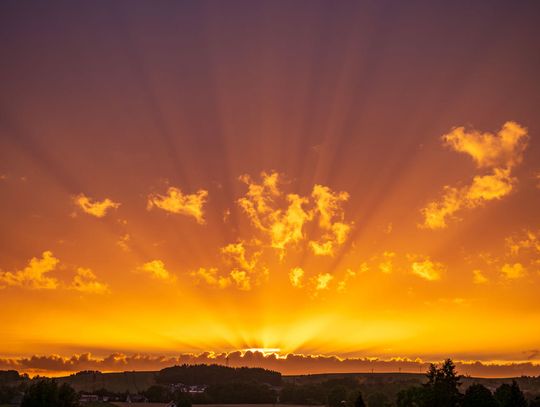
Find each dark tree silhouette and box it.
[529,396,540,407]
[423,359,462,407]
[354,392,366,407]
[462,383,497,407]
[396,386,425,407]
[174,391,192,407]
[366,391,389,407]
[21,380,78,407]
[327,385,348,407]
[494,381,527,407]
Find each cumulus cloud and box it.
[117,234,131,252]
[472,269,488,284]
[3,351,540,378]
[442,121,528,169]
[421,122,528,229]
[147,187,208,224]
[237,172,351,257]
[378,251,396,274]
[309,185,351,256]
[74,194,120,218]
[190,267,231,289]
[70,268,109,294]
[337,269,357,292]
[0,251,59,289]
[314,273,333,290]
[501,263,526,279]
[191,241,267,291]
[289,267,305,288]
[410,258,444,281]
[138,260,174,281]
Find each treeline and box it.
[396,359,540,407]
[156,363,282,386]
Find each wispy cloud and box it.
[70,268,109,294]
[0,251,59,289]
[421,122,528,229]
[147,186,208,224]
[137,260,174,281]
[74,194,120,218]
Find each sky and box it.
[1,1,540,378]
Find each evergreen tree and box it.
[494,381,527,407]
[462,384,497,407]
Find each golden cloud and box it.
[421,122,527,229]
[472,269,488,284]
[378,251,396,274]
[3,352,540,378]
[289,267,305,288]
[238,172,351,257]
[138,260,174,281]
[147,186,208,224]
[410,258,444,281]
[71,268,109,294]
[443,121,528,169]
[501,263,526,279]
[314,273,333,290]
[190,267,231,289]
[0,251,59,289]
[74,193,120,218]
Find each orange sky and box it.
[1,1,540,377]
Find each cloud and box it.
[472,269,488,284]
[191,241,267,291]
[0,251,59,289]
[506,230,540,256]
[289,267,305,288]
[337,269,357,292]
[3,351,540,378]
[421,122,527,229]
[70,268,109,294]
[191,268,231,289]
[501,263,526,279]
[237,172,351,257]
[442,121,528,169]
[74,194,120,218]
[411,259,444,281]
[309,185,351,256]
[117,234,131,252]
[147,187,208,224]
[138,260,174,281]
[378,251,395,274]
[314,273,333,290]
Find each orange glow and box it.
[1,1,539,378]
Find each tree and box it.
[328,385,348,407]
[144,384,171,403]
[21,379,79,407]
[462,384,497,407]
[396,386,425,407]
[529,396,540,407]
[423,359,462,407]
[494,381,527,407]
[366,391,389,407]
[174,391,192,407]
[354,392,366,407]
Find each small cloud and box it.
[0,251,59,289]
[289,267,305,288]
[230,270,251,290]
[74,194,120,218]
[420,122,527,229]
[138,260,174,281]
[411,259,444,281]
[147,187,208,224]
[117,234,131,252]
[314,273,333,290]
[337,269,357,292]
[70,268,109,294]
[191,267,231,289]
[443,121,528,169]
[501,262,526,279]
[472,269,488,284]
[378,251,395,274]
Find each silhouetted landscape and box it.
[2,360,540,406]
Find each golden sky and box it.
[1,1,540,377]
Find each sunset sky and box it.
[1,1,540,377]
